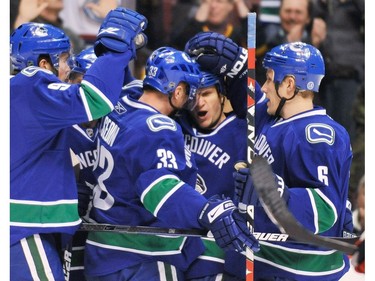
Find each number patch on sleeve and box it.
[157,149,178,169]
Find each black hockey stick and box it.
[249,155,358,255]
[79,222,207,237]
[78,222,358,245]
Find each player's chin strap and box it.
[274,82,299,118]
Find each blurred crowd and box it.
[10,0,364,208]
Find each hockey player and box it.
[182,31,264,280]
[177,70,248,281]
[249,42,353,280]
[84,46,260,280]
[10,7,147,280]
[65,46,99,281]
[185,35,353,280]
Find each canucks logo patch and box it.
[306,123,335,145]
[147,114,177,132]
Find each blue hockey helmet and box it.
[199,70,224,94]
[10,22,71,72]
[262,42,325,92]
[71,47,97,74]
[143,47,203,110]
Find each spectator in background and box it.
[347,82,365,205]
[255,0,326,85]
[170,0,250,50]
[59,0,124,46]
[11,0,86,54]
[60,0,142,78]
[352,175,365,236]
[312,0,364,144]
[351,174,365,275]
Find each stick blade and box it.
[250,156,358,255]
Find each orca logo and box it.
[306,123,335,145]
[147,114,177,132]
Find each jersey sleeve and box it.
[282,124,352,236]
[129,115,207,229]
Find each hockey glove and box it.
[94,7,148,57]
[233,163,290,212]
[184,31,247,82]
[198,195,260,253]
[77,183,93,218]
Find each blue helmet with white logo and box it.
[10,22,71,72]
[262,42,325,92]
[71,47,97,74]
[143,47,203,110]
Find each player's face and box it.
[57,53,72,82]
[261,69,282,116]
[191,85,225,129]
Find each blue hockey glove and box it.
[233,163,290,212]
[94,7,148,57]
[184,31,247,81]
[198,195,260,253]
[77,183,93,218]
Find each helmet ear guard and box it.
[10,22,71,72]
[262,42,325,92]
[143,47,203,110]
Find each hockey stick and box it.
[249,155,359,255]
[79,222,207,237]
[78,222,358,244]
[245,12,257,281]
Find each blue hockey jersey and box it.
[85,95,208,277]
[252,90,352,280]
[178,112,248,279]
[10,51,132,246]
[68,123,99,188]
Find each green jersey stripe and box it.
[142,177,183,216]
[10,200,79,224]
[256,242,345,274]
[308,188,337,233]
[87,232,188,254]
[80,81,113,120]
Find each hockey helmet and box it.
[199,70,224,95]
[143,47,203,110]
[263,42,325,92]
[10,22,71,72]
[71,47,97,74]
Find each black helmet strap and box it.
[274,81,299,118]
